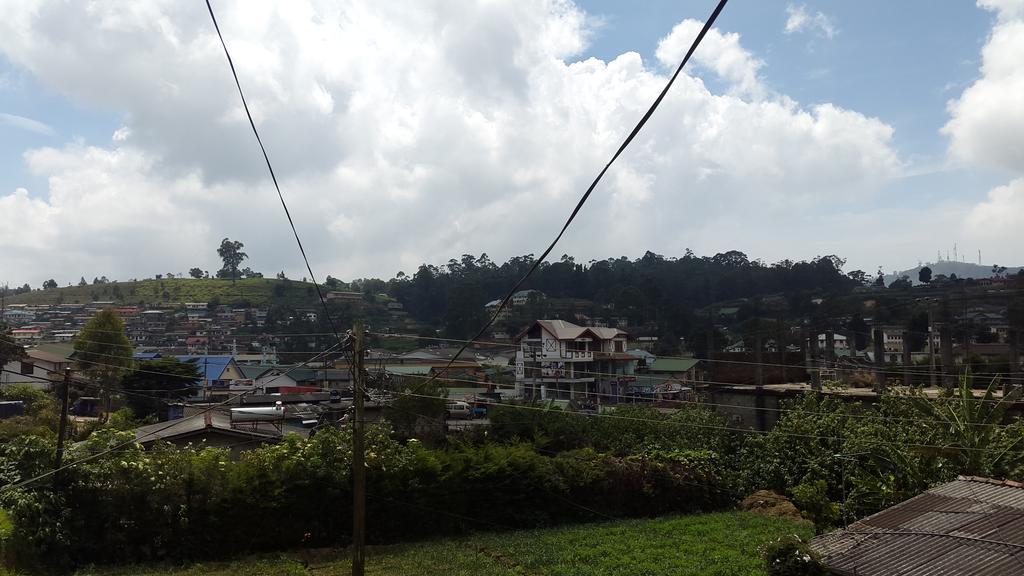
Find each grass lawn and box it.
[80,512,811,576]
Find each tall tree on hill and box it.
[78,277,88,287]
[42,279,57,290]
[189,267,204,279]
[918,266,932,284]
[75,309,133,410]
[216,238,248,283]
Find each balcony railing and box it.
[520,347,593,361]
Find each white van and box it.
[445,401,473,420]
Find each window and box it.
[20,361,34,375]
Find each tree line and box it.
[383,251,858,341]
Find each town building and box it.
[513,319,636,401]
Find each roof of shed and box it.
[811,476,1024,576]
[649,358,700,373]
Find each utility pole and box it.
[902,329,912,388]
[706,310,715,384]
[928,309,937,389]
[351,320,366,576]
[940,295,955,390]
[54,368,72,486]
[873,327,886,393]
[754,334,764,387]
[808,327,821,391]
[1008,328,1019,396]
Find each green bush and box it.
[791,480,839,534]
[761,534,828,576]
[0,425,730,573]
[488,402,734,456]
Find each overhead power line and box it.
[417,0,731,391]
[204,0,349,368]
[0,340,345,494]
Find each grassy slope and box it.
[83,512,811,576]
[4,278,325,307]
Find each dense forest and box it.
[376,251,860,343]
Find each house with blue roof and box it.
[175,355,245,399]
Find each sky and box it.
[1,0,1023,287]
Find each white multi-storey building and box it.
[514,319,636,401]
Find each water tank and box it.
[230,404,285,422]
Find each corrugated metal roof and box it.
[176,355,234,382]
[811,477,1024,576]
[649,357,700,373]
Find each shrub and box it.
[0,426,732,572]
[761,534,828,576]
[488,402,734,456]
[791,480,839,534]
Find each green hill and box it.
[3,278,331,307]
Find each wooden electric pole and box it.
[351,321,366,576]
[54,367,71,486]
[928,309,937,389]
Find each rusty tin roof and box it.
[811,476,1024,575]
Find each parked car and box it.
[445,401,473,420]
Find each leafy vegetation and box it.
[1,278,325,307]
[387,251,857,342]
[737,375,1024,523]
[1,341,1022,574]
[0,423,731,573]
[83,512,812,576]
[0,323,24,368]
[120,358,201,419]
[760,534,827,576]
[74,310,133,403]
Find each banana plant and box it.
[910,372,1024,476]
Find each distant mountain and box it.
[886,261,1022,285]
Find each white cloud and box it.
[0,112,54,136]
[784,4,836,39]
[0,0,902,285]
[943,2,1024,173]
[939,1,1024,268]
[656,19,765,99]
[978,0,1024,21]
[965,178,1024,237]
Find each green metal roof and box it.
[238,365,274,379]
[649,358,700,373]
[385,365,433,376]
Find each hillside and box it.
[2,278,329,307]
[86,512,810,576]
[887,261,1022,285]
